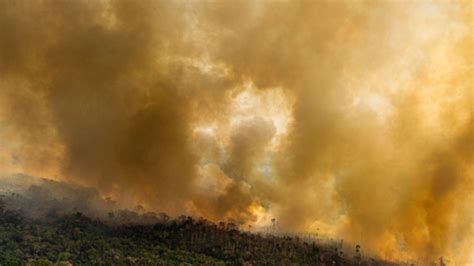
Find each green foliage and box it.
[0,211,225,265]
[0,211,397,265]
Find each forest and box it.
[0,196,398,265]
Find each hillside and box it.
[0,207,398,265]
[0,176,399,265]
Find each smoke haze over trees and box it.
[0,0,472,264]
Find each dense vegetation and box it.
[0,205,398,265]
[0,210,225,265]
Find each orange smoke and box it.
[0,0,472,264]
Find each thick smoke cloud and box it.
[0,0,472,264]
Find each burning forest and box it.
[0,0,472,265]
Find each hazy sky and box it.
[0,0,472,263]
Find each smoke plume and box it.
[0,0,472,263]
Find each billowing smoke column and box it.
[0,0,472,264]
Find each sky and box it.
[0,0,472,264]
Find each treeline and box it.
[0,205,398,265]
[0,210,225,265]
